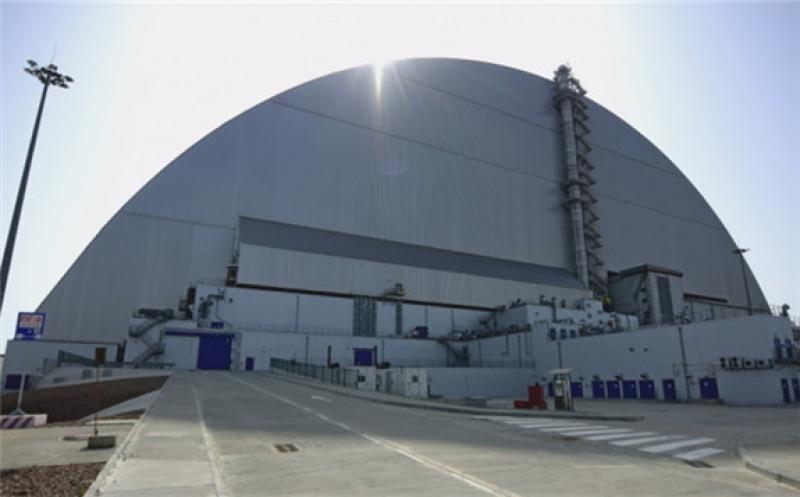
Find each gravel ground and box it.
[0,463,104,497]
[1,377,167,422]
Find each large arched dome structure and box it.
[38,58,765,343]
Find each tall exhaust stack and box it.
[554,65,606,296]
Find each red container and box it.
[513,400,532,409]
[528,385,548,410]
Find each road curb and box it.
[735,433,800,492]
[82,377,169,497]
[266,371,643,422]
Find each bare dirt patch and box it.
[0,462,104,497]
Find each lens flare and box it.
[374,61,385,96]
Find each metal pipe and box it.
[677,326,691,401]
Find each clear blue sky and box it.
[1,3,798,350]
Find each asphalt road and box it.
[95,372,796,496]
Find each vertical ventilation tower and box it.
[553,65,606,296]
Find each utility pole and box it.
[732,248,753,315]
[0,61,73,313]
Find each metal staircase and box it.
[128,311,171,367]
[553,64,606,297]
[436,338,470,367]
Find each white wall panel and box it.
[526,315,793,404]
[426,367,539,399]
[164,335,199,370]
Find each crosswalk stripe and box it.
[583,431,656,441]
[640,437,715,454]
[474,416,525,421]
[539,425,602,432]
[517,423,582,429]
[475,415,726,463]
[563,428,632,436]
[503,419,562,425]
[612,435,683,447]
[674,447,725,461]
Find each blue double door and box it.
[622,380,638,399]
[197,334,233,370]
[602,379,667,400]
[592,381,605,398]
[353,348,374,366]
[662,379,676,401]
[699,377,719,399]
[638,380,656,399]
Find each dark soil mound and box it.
[1,376,168,422]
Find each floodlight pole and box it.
[733,248,753,316]
[0,61,72,314]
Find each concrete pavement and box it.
[0,423,132,470]
[738,433,800,491]
[88,371,797,496]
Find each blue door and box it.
[781,379,791,403]
[622,380,638,399]
[774,338,784,360]
[606,380,621,398]
[197,334,232,370]
[639,380,656,399]
[4,374,22,390]
[245,357,255,371]
[547,382,555,397]
[662,379,676,401]
[353,348,374,366]
[699,377,719,399]
[571,382,584,398]
[793,378,800,402]
[591,381,605,398]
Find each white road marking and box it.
[674,447,725,461]
[640,437,715,454]
[574,464,637,469]
[226,374,520,497]
[612,435,684,447]
[562,428,632,436]
[583,431,656,441]
[517,423,586,429]
[311,395,332,402]
[474,412,725,463]
[474,416,536,423]
[502,419,563,425]
[191,380,228,497]
[540,425,605,432]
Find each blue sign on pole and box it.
[15,312,46,340]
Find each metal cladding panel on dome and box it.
[238,216,584,289]
[32,58,767,343]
